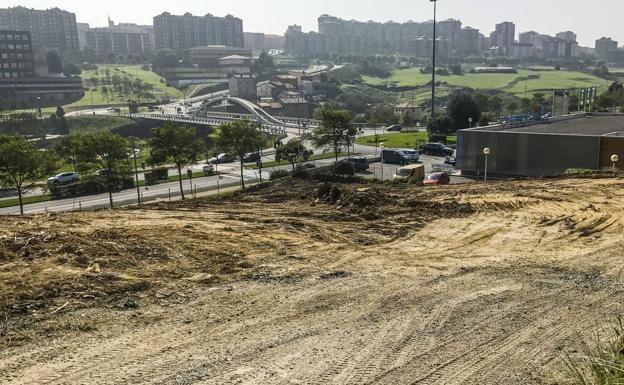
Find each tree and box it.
[427,114,454,135]
[77,132,130,209]
[55,106,65,119]
[487,96,504,115]
[0,135,56,214]
[46,51,63,74]
[309,107,355,163]
[53,135,82,172]
[368,104,398,125]
[447,92,481,132]
[148,123,204,199]
[276,140,313,170]
[474,92,490,112]
[217,120,264,189]
[507,101,519,115]
[153,49,179,70]
[252,52,276,77]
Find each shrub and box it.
[269,169,290,180]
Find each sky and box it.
[5,0,623,47]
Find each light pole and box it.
[611,154,620,173]
[483,147,491,182]
[90,88,95,115]
[380,143,385,181]
[129,101,141,205]
[430,0,438,125]
[469,117,473,128]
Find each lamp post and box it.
[469,117,473,128]
[90,88,95,115]
[483,147,491,182]
[611,154,620,173]
[380,143,385,181]
[430,0,438,124]
[129,100,141,205]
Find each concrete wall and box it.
[457,129,601,177]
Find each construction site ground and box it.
[1,176,624,385]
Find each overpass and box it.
[134,97,320,137]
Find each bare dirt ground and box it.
[1,177,624,385]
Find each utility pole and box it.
[430,0,438,125]
[129,101,141,205]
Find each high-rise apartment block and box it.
[490,22,515,56]
[153,12,244,51]
[595,37,619,62]
[0,6,79,51]
[86,22,154,57]
[0,30,35,79]
[286,15,438,56]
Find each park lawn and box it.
[363,68,607,94]
[65,64,183,109]
[66,115,130,134]
[0,194,52,209]
[363,68,523,89]
[506,70,608,95]
[356,132,456,148]
[247,152,353,169]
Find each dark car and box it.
[424,172,451,186]
[422,143,455,157]
[339,156,370,172]
[382,149,410,165]
[386,124,402,132]
[210,153,236,164]
[243,152,261,163]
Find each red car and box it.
[424,172,450,185]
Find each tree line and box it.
[0,120,267,215]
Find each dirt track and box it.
[1,177,624,384]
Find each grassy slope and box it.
[363,68,608,95]
[66,64,183,108]
[355,132,457,148]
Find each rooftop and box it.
[469,114,624,137]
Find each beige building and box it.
[394,101,422,122]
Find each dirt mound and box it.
[2,176,624,385]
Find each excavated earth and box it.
[1,177,624,385]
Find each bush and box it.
[269,169,290,180]
[332,162,355,176]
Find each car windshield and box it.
[402,151,417,156]
[429,174,442,180]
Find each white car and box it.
[47,172,79,185]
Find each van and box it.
[382,149,410,165]
[394,164,425,182]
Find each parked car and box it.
[398,149,420,162]
[209,153,236,164]
[338,156,370,172]
[47,172,79,186]
[381,149,410,165]
[202,164,215,176]
[421,143,455,157]
[424,172,451,185]
[444,155,456,166]
[386,124,402,132]
[393,164,425,182]
[243,152,261,163]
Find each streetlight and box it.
[90,88,96,115]
[128,101,141,205]
[380,143,385,181]
[483,147,491,182]
[611,154,620,173]
[430,0,438,125]
[469,117,473,128]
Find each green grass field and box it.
[355,132,457,148]
[363,68,608,95]
[65,64,183,109]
